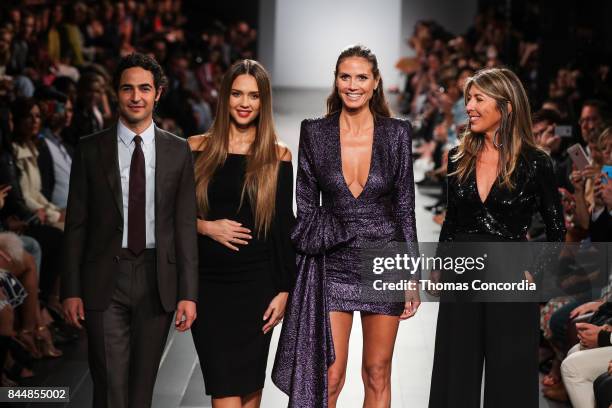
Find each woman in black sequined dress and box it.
[428,68,565,408]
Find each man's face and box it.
[579,105,602,142]
[117,67,160,125]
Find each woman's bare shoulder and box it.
[276,142,292,162]
[187,134,209,151]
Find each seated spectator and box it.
[10,98,64,229]
[37,93,73,208]
[533,109,564,162]
[0,232,62,359]
[561,301,612,408]
[65,73,105,147]
[0,100,64,314]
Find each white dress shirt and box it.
[43,131,72,208]
[117,119,156,248]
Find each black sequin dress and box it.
[429,145,566,408]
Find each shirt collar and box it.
[43,128,61,145]
[117,119,155,147]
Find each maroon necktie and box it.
[128,135,146,255]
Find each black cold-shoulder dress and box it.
[190,153,296,397]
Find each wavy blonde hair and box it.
[451,67,539,189]
[193,60,280,238]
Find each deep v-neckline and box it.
[475,164,497,205]
[337,119,376,200]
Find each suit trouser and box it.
[561,343,612,408]
[85,249,174,408]
[594,371,612,408]
[429,302,540,408]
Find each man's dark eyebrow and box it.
[120,83,154,88]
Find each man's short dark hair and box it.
[533,109,562,125]
[582,99,611,121]
[113,53,167,92]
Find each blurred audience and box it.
[396,9,612,406]
[0,1,256,387]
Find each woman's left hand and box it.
[262,292,288,334]
[400,287,421,320]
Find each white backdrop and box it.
[260,0,402,89]
[258,0,477,90]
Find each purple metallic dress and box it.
[272,113,417,407]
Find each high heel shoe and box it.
[35,326,62,358]
[44,296,65,321]
[14,329,42,359]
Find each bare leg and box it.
[0,302,14,337]
[15,253,39,331]
[241,389,262,408]
[328,311,353,407]
[212,396,242,408]
[361,313,399,408]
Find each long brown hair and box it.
[451,67,539,189]
[193,60,280,237]
[326,44,391,119]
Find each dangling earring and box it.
[493,129,503,148]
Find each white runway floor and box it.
[150,89,565,407]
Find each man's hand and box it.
[576,322,603,349]
[62,297,85,329]
[569,300,603,319]
[175,300,197,332]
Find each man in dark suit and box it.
[61,53,198,408]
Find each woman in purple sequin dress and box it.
[273,45,420,407]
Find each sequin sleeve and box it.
[535,151,566,242]
[531,150,566,279]
[438,147,459,243]
[291,119,354,255]
[392,120,419,279]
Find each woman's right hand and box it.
[197,218,252,251]
[569,170,585,193]
[36,208,47,224]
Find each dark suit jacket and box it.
[590,209,612,242]
[60,124,198,312]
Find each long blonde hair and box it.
[194,60,280,237]
[451,67,539,189]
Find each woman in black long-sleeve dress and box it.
[429,68,566,408]
[188,59,296,408]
